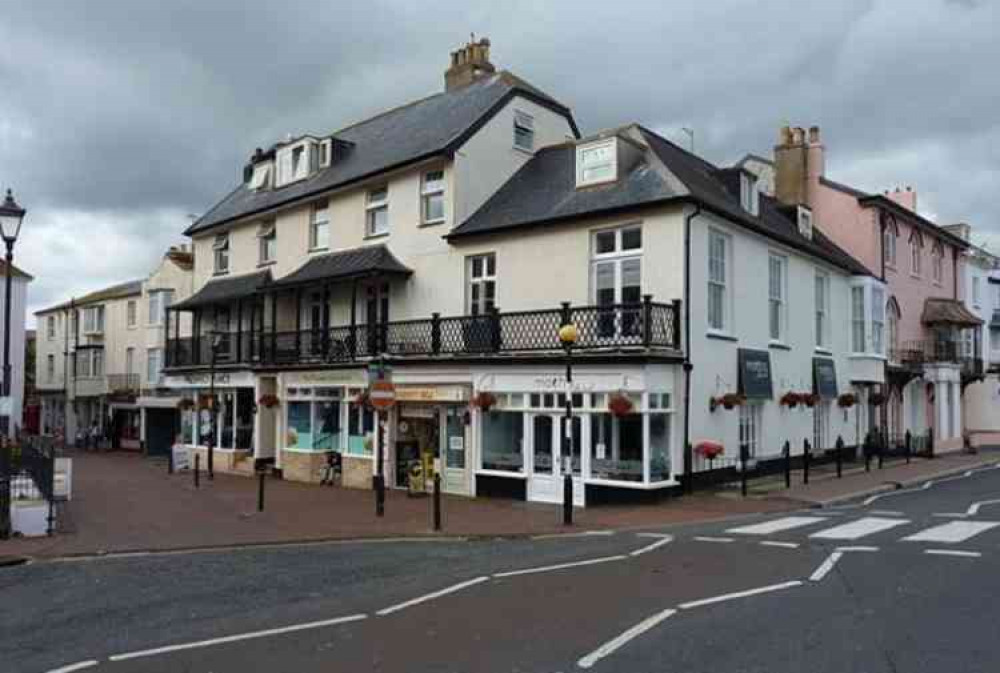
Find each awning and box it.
[813,357,838,399]
[921,298,983,327]
[171,270,271,311]
[738,348,773,400]
[269,244,412,289]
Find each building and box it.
[34,246,194,450]
[748,126,977,453]
[162,40,884,504]
[0,260,32,436]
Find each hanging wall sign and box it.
[738,349,773,399]
[813,358,839,399]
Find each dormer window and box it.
[276,138,319,186]
[577,139,617,187]
[797,206,813,240]
[249,161,273,191]
[318,139,332,169]
[740,172,759,216]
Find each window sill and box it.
[419,219,445,227]
[768,342,792,352]
[706,331,738,343]
[814,347,833,356]
[364,232,390,241]
[213,271,230,277]
[257,260,276,268]
[849,352,887,360]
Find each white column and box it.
[952,381,962,439]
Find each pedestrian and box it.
[319,451,342,486]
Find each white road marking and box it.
[376,577,489,615]
[869,510,905,517]
[108,614,368,661]
[531,530,614,540]
[834,546,880,552]
[726,516,827,536]
[810,517,910,540]
[629,534,673,557]
[45,661,100,673]
[902,521,1000,544]
[933,513,969,519]
[967,498,1000,516]
[759,541,800,549]
[924,549,982,558]
[693,536,734,543]
[809,552,843,582]
[576,608,677,669]
[493,555,627,579]
[863,481,932,506]
[678,580,803,610]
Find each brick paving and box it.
[3,448,995,560]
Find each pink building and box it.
[768,126,981,452]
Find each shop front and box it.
[474,365,678,506]
[391,385,472,496]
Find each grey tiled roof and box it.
[171,270,271,310]
[449,125,874,277]
[270,244,413,289]
[187,72,577,236]
[36,279,144,315]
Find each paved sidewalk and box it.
[0,451,791,559]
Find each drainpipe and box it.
[878,211,887,282]
[952,247,959,301]
[682,203,701,492]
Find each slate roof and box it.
[187,72,577,236]
[270,244,413,289]
[921,298,983,327]
[449,125,874,277]
[171,270,272,311]
[36,279,144,315]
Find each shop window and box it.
[481,411,524,472]
[649,413,671,481]
[348,390,375,456]
[532,415,554,475]
[287,401,313,449]
[287,394,342,451]
[590,413,642,481]
[445,407,466,469]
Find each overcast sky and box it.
[1,0,997,324]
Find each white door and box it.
[441,406,469,495]
[527,413,585,506]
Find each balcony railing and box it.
[165,300,682,369]
[892,340,984,378]
[107,373,140,395]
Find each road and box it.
[4,460,1000,673]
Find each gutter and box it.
[682,203,700,492]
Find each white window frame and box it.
[125,347,135,376]
[249,162,272,191]
[708,229,731,333]
[740,173,759,216]
[883,226,897,268]
[318,139,332,169]
[576,139,617,187]
[813,402,830,451]
[466,253,497,316]
[258,221,277,263]
[797,206,813,239]
[421,170,446,225]
[871,286,885,355]
[46,354,55,383]
[148,290,173,327]
[82,306,105,335]
[768,253,787,342]
[309,202,330,251]
[851,286,866,354]
[213,234,230,274]
[365,186,389,237]
[739,403,762,458]
[127,300,137,328]
[815,272,829,349]
[147,347,163,386]
[513,111,534,152]
[590,225,643,315]
[47,315,56,340]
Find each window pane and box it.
[590,414,642,482]
[622,227,642,250]
[595,262,615,302]
[471,256,483,279]
[595,231,616,254]
[622,258,641,295]
[650,414,670,481]
[287,402,313,450]
[423,192,444,222]
[313,401,340,451]
[482,412,524,472]
[533,415,553,474]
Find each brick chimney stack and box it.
[886,186,918,213]
[445,37,496,92]
[774,124,826,207]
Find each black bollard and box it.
[433,472,442,531]
[864,432,872,472]
[168,449,174,475]
[194,453,200,489]
[257,470,266,513]
[802,439,810,484]
[563,473,573,526]
[783,441,792,489]
[374,474,385,518]
[905,430,912,464]
[835,435,844,478]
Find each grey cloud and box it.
[1,0,997,321]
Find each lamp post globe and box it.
[558,323,578,348]
[0,189,26,245]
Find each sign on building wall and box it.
[813,358,839,399]
[738,349,773,399]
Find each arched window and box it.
[909,228,924,276]
[887,297,901,362]
[931,241,944,284]
[882,213,899,268]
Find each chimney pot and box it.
[779,125,793,145]
[792,127,805,145]
[808,126,821,144]
[444,36,496,92]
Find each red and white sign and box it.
[369,380,397,410]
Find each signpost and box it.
[368,361,394,517]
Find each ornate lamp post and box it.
[558,320,578,525]
[0,189,25,540]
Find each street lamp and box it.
[0,189,25,540]
[208,331,224,481]
[559,320,578,526]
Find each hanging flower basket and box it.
[870,392,887,407]
[177,397,195,411]
[837,392,857,408]
[721,393,745,410]
[607,393,635,417]
[198,394,216,410]
[258,393,280,409]
[709,396,720,413]
[694,440,725,461]
[780,392,801,408]
[353,391,372,409]
[470,391,498,412]
[803,393,819,408]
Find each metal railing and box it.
[165,299,682,369]
[106,373,140,395]
[895,340,984,378]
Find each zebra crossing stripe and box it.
[726,516,828,536]
[809,517,910,540]
[902,521,1000,544]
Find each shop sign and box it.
[289,370,366,386]
[395,386,470,403]
[164,371,255,388]
[738,349,773,400]
[813,358,839,399]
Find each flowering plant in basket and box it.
[694,440,725,461]
[607,393,634,417]
[470,391,498,412]
[177,397,195,411]
[837,392,857,408]
[721,393,745,410]
[869,392,887,407]
[802,392,819,408]
[780,391,801,408]
[258,393,280,409]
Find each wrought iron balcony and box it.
[106,373,141,395]
[893,340,984,379]
[165,299,682,369]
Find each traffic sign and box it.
[369,380,397,410]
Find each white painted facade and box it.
[0,268,30,436]
[957,235,1000,444]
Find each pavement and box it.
[3,449,997,563]
[5,454,1000,673]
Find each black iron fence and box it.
[166,299,682,369]
[0,436,57,538]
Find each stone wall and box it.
[342,455,373,490]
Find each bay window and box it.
[851,287,866,353]
[872,287,885,355]
[82,306,104,334]
[850,280,888,356]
